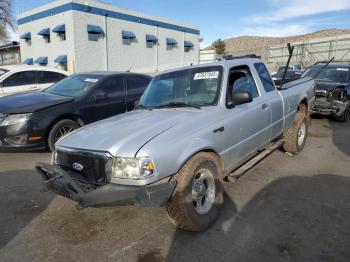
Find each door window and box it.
[95,76,125,99]
[2,71,36,87]
[226,66,259,106]
[37,71,67,84]
[127,76,151,96]
[254,63,276,92]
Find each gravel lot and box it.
[0,116,349,262]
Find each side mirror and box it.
[229,91,252,107]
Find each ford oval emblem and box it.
[72,162,84,172]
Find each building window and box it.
[87,25,104,42]
[59,32,66,41]
[52,24,66,41]
[166,38,178,50]
[44,35,51,43]
[38,28,50,43]
[184,41,194,52]
[20,32,32,46]
[146,34,158,48]
[122,31,136,45]
[88,33,100,42]
[146,41,154,48]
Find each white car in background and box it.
[0,65,70,97]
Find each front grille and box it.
[57,151,110,185]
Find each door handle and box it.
[262,103,268,110]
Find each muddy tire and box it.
[166,152,223,231]
[283,110,308,154]
[334,107,349,122]
[48,119,79,152]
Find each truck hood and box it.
[56,109,203,157]
[0,92,73,114]
[315,81,347,93]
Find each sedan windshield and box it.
[45,75,102,97]
[139,66,223,108]
[302,66,349,83]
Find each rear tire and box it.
[48,119,79,152]
[166,152,223,231]
[283,110,308,154]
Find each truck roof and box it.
[161,58,263,75]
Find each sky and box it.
[11,0,350,47]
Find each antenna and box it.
[280,43,294,89]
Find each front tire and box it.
[334,106,349,122]
[283,110,308,154]
[47,119,79,152]
[166,152,223,231]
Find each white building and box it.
[17,0,200,73]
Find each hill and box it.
[205,29,350,57]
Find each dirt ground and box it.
[0,116,349,262]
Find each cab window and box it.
[226,65,259,106]
[2,71,36,87]
[254,63,276,92]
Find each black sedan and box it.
[0,72,151,151]
[302,62,350,122]
[272,69,302,88]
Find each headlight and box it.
[111,157,155,180]
[0,113,32,126]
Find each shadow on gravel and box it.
[165,175,350,262]
[310,114,350,156]
[329,120,350,156]
[0,169,54,249]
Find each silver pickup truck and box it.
[36,58,315,231]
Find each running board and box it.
[227,140,283,182]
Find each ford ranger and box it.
[36,58,315,231]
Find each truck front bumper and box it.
[35,163,176,208]
[311,97,348,116]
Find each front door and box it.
[84,76,126,124]
[223,65,271,169]
[1,71,37,95]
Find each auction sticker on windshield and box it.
[336,68,349,71]
[194,71,219,80]
[84,78,99,82]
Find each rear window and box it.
[37,71,67,84]
[254,63,275,92]
[0,68,9,76]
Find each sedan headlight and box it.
[0,113,32,126]
[111,157,155,180]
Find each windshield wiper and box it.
[155,102,202,109]
[135,104,153,110]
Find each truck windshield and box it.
[139,66,223,108]
[44,75,102,97]
[302,66,349,83]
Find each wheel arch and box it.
[176,147,224,177]
[45,114,84,141]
